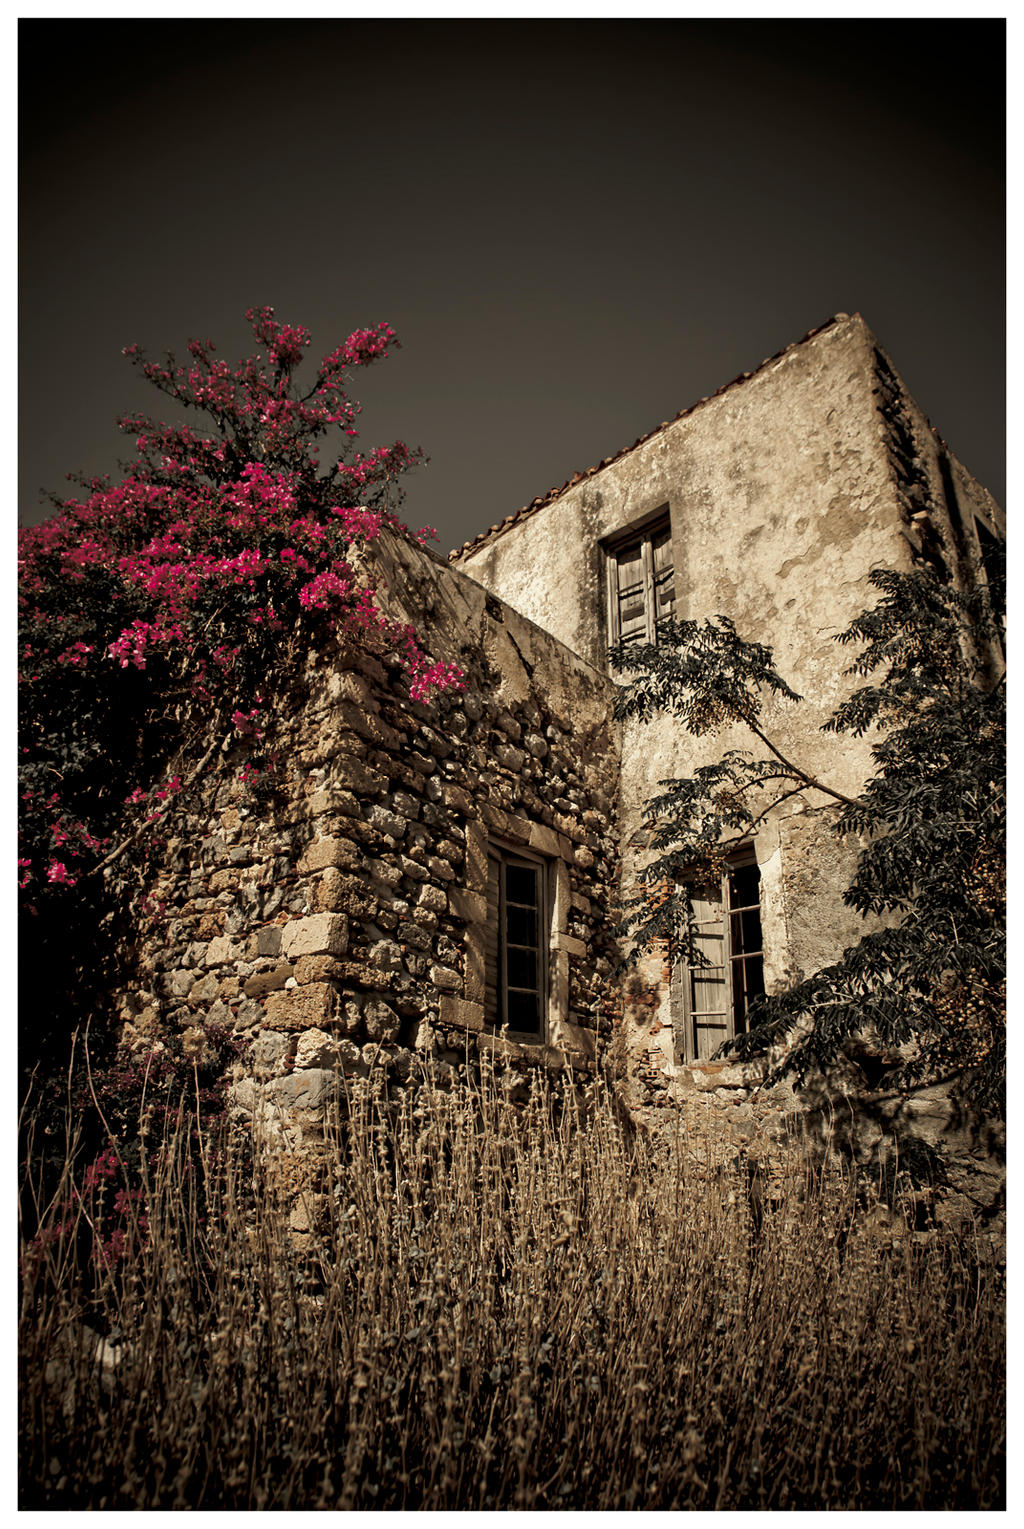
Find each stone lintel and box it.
[528,823,561,857]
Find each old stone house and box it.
[450,311,1003,1091]
[118,313,1003,1172]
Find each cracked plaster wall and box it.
[455,314,1002,1086]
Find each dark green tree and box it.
[612,558,1005,1117]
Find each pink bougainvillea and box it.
[19,307,463,901]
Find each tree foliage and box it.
[18,307,462,1068]
[19,307,462,896]
[612,559,1005,1116]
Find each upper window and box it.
[672,848,765,1065]
[604,511,676,651]
[485,846,549,1038]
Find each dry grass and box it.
[19,1061,1004,1510]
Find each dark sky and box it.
[19,19,1005,553]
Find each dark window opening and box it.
[485,848,547,1037]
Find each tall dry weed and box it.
[19,1060,1004,1509]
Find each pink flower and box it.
[232,708,262,738]
[298,568,353,611]
[46,860,76,886]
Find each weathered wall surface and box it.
[453,313,1003,1092]
[114,529,622,1148]
[867,336,1004,638]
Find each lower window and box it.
[485,847,548,1038]
[673,848,765,1063]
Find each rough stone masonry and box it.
[117,528,623,1150]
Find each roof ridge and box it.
[449,313,855,562]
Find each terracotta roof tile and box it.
[449,314,851,562]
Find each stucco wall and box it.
[454,314,994,1081]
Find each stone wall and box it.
[101,323,1003,1226]
[114,529,622,1143]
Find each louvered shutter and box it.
[687,887,729,1062]
[615,542,648,647]
[652,524,675,631]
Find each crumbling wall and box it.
[113,529,622,1148]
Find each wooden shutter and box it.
[686,887,729,1062]
[652,524,675,631]
[606,512,674,651]
[677,852,764,1060]
[614,541,648,648]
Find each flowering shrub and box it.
[18,308,463,918]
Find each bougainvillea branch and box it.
[19,307,463,906]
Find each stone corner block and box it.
[280,913,349,960]
[263,982,337,1032]
[298,837,359,874]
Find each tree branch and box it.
[742,715,862,809]
[87,724,224,880]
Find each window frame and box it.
[672,846,765,1066]
[485,842,551,1042]
[602,507,676,652]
